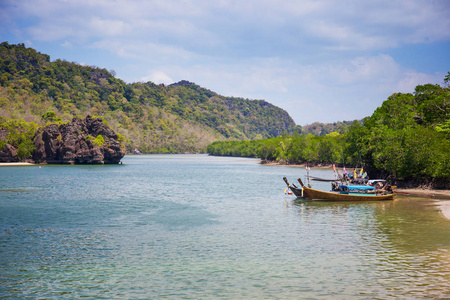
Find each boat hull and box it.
[302,186,394,201]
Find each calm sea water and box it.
[1,154,450,299]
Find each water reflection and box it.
[373,196,450,251]
[291,196,450,250]
[289,196,450,298]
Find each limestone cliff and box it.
[32,116,125,164]
[0,115,125,164]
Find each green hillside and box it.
[0,42,296,153]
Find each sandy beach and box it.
[396,188,450,199]
[0,162,35,166]
[438,201,450,220]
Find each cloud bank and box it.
[1,0,449,124]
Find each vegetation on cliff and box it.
[0,42,296,153]
[0,119,37,161]
[208,77,450,188]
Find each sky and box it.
[1,0,449,125]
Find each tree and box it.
[42,111,61,122]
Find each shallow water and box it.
[1,154,449,299]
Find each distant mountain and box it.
[0,42,296,153]
[301,120,361,136]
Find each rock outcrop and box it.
[0,116,125,164]
[32,115,125,164]
[0,143,19,162]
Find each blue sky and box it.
[1,0,449,125]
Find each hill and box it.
[0,42,296,153]
[301,120,360,136]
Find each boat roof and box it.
[340,185,375,190]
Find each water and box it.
[1,154,449,299]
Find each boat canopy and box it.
[368,179,386,184]
[340,185,375,190]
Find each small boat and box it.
[296,178,395,201]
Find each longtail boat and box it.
[296,178,395,201]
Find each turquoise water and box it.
[1,154,450,299]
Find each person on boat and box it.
[374,182,393,194]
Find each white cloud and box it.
[61,40,73,48]
[395,71,442,93]
[141,71,173,84]
[1,0,448,125]
[89,17,132,36]
[8,0,450,49]
[330,55,400,85]
[89,39,196,62]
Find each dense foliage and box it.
[0,119,37,159]
[207,132,345,164]
[208,78,450,188]
[0,42,296,153]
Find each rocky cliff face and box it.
[0,143,19,162]
[32,116,125,164]
[0,115,125,164]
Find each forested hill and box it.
[301,120,360,136]
[0,42,296,153]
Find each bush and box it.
[93,135,105,146]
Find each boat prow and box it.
[283,177,310,199]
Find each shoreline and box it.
[396,188,450,199]
[0,162,35,166]
[261,161,332,169]
[438,201,450,220]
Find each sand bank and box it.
[437,201,450,220]
[396,188,450,221]
[396,188,450,199]
[0,162,35,166]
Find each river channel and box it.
[1,154,449,299]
